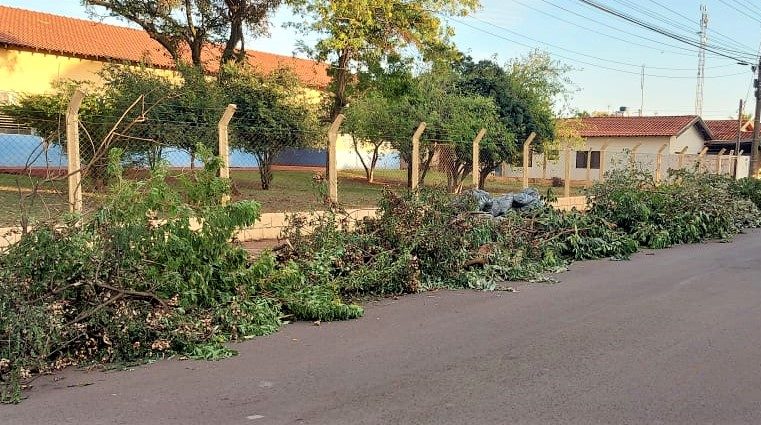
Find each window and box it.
[576,151,601,169]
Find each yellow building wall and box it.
[1,47,324,101]
[0,48,109,95]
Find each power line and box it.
[644,0,757,52]
[610,0,756,53]
[537,0,742,62]
[715,0,761,25]
[512,0,728,61]
[446,14,748,79]
[576,0,758,62]
[468,14,727,72]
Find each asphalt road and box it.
[4,230,761,425]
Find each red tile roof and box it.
[573,115,713,139]
[703,119,754,141]
[0,5,330,88]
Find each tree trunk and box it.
[258,152,273,190]
[221,15,245,65]
[330,49,351,120]
[405,153,413,188]
[479,164,498,190]
[368,147,380,184]
[419,147,435,186]
[351,134,372,183]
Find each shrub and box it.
[588,169,761,248]
[731,177,761,210]
[0,146,361,403]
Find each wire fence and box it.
[0,88,754,231]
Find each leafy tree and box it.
[1,80,132,189]
[1,65,226,187]
[84,0,282,67]
[457,51,572,186]
[343,57,418,183]
[406,67,513,192]
[344,91,404,183]
[289,0,481,119]
[221,65,319,190]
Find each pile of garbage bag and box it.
[463,187,543,217]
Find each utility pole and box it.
[736,99,743,177]
[695,4,708,116]
[751,59,761,177]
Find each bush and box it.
[0,146,361,403]
[588,169,761,248]
[731,177,761,210]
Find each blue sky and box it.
[3,0,760,118]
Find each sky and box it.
[3,0,761,119]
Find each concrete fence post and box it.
[218,104,236,205]
[677,146,689,170]
[66,88,85,214]
[654,143,668,183]
[327,114,345,203]
[696,146,709,171]
[598,142,610,181]
[472,128,486,189]
[564,145,572,198]
[716,148,726,175]
[629,142,643,168]
[522,132,536,189]
[411,122,426,190]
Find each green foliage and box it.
[0,65,224,185]
[731,177,761,210]
[457,52,573,184]
[279,169,760,304]
[289,0,481,116]
[188,343,239,361]
[221,64,320,190]
[0,146,356,403]
[588,169,761,249]
[84,0,281,67]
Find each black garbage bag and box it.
[490,194,514,217]
[513,188,540,208]
[463,189,493,212]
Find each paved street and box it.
[4,230,761,424]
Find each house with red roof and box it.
[506,115,750,181]
[704,119,754,155]
[0,5,329,101]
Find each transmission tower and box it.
[695,4,708,116]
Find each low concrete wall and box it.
[551,196,588,212]
[0,200,587,248]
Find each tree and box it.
[1,78,160,189]
[343,56,417,183]
[84,0,281,68]
[343,91,405,183]
[457,51,572,187]
[375,66,512,192]
[289,0,480,119]
[221,65,319,190]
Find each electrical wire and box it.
[537,0,743,62]
[469,14,731,71]
[444,14,748,79]
[576,0,758,62]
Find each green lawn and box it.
[0,173,71,227]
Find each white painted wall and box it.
[672,125,708,154]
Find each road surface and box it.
[4,230,761,424]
